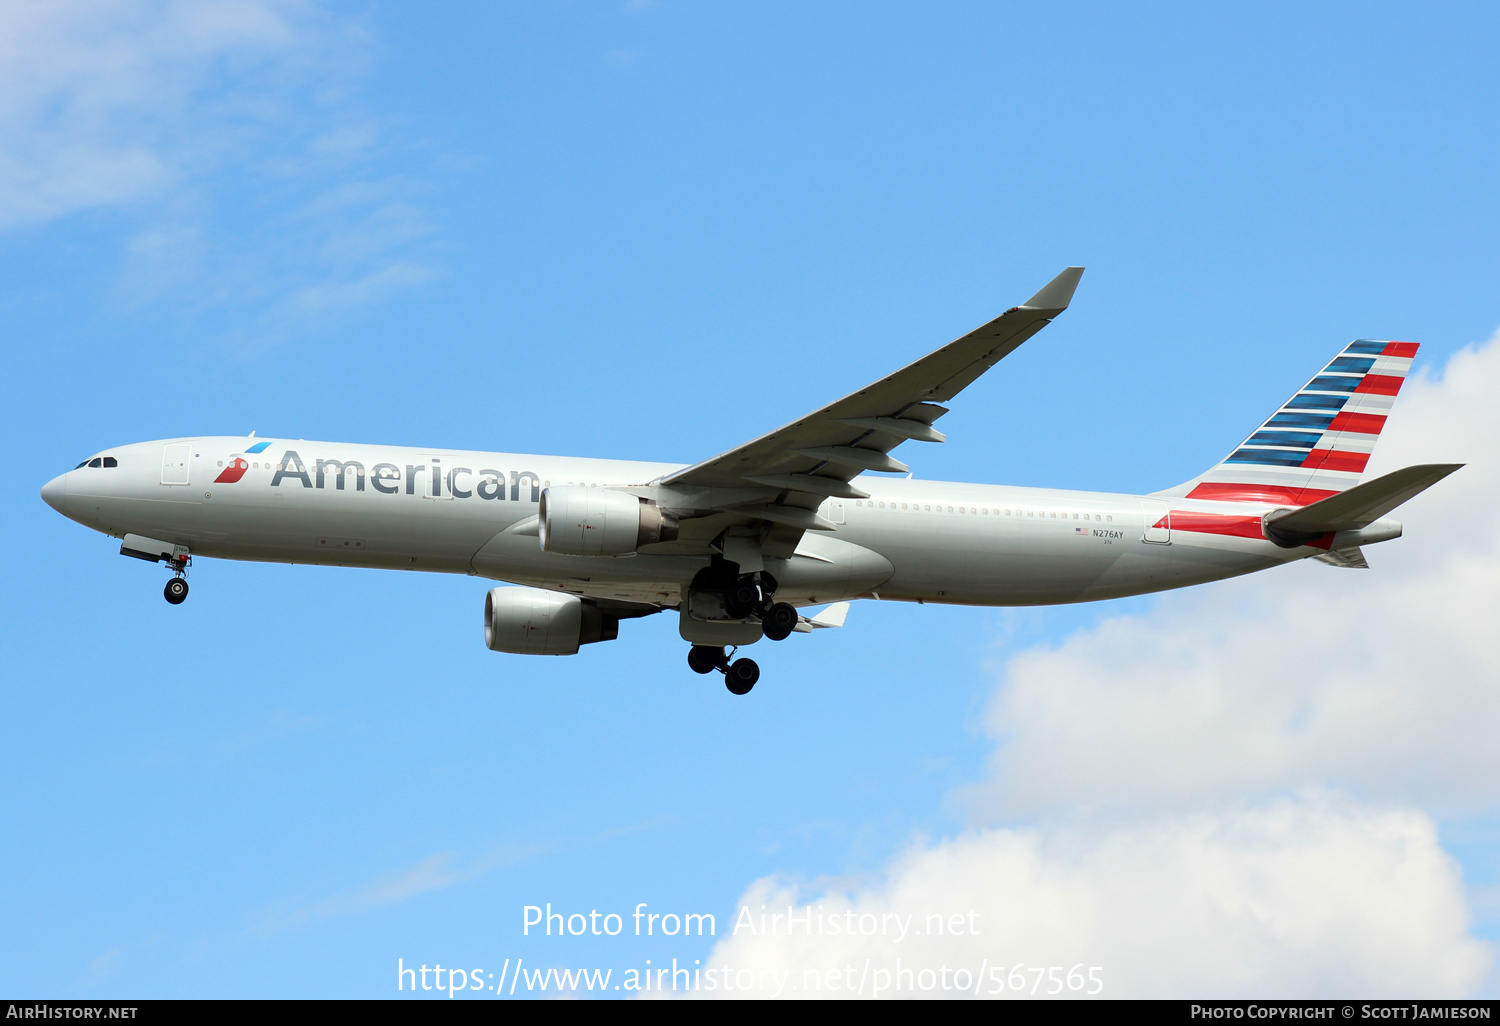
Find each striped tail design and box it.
[1161,340,1419,506]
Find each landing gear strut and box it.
[685,645,760,695]
[163,555,190,605]
[733,571,796,642]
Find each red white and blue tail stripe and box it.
[1160,340,1419,506]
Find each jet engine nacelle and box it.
[484,586,618,655]
[538,486,678,556]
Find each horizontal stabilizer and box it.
[793,601,850,632]
[1268,463,1463,533]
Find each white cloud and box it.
[701,333,1500,998]
[702,793,1488,998]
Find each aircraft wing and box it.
[659,266,1084,504]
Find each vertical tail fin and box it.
[1158,340,1420,505]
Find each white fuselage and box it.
[44,436,1312,610]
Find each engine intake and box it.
[538,487,679,555]
[484,587,618,655]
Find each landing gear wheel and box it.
[164,578,189,605]
[725,658,760,695]
[688,645,726,674]
[725,577,760,619]
[763,602,797,641]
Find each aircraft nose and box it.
[40,473,67,512]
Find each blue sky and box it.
[3,1,1499,998]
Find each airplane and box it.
[40,267,1461,695]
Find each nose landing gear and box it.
[686,645,760,695]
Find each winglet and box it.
[1021,266,1085,313]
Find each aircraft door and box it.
[161,443,192,485]
[1142,499,1171,544]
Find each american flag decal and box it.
[1074,526,1088,536]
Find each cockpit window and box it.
[75,460,88,469]
[102,456,118,468]
[87,458,103,468]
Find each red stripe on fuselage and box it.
[1185,483,1341,505]
[1166,511,1266,540]
[1168,511,1337,550]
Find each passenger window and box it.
[103,456,117,468]
[88,458,102,468]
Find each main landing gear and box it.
[163,555,190,605]
[719,570,798,642]
[683,564,800,695]
[687,645,761,695]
